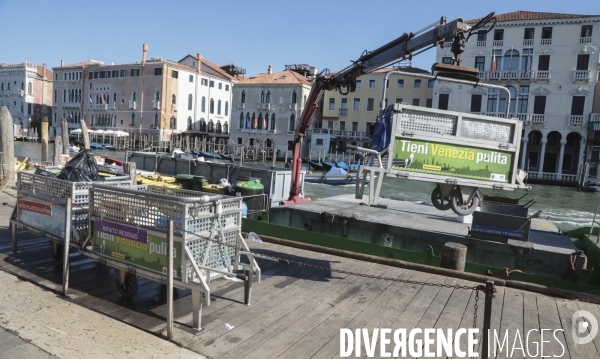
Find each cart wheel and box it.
[450,188,480,216]
[115,272,138,298]
[431,187,452,211]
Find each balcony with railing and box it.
[152,100,160,110]
[339,108,348,116]
[479,70,535,81]
[237,103,245,109]
[573,70,591,81]
[483,112,507,118]
[591,113,600,122]
[536,71,551,80]
[289,103,297,110]
[443,41,453,48]
[541,39,552,45]
[512,113,528,121]
[569,115,585,125]
[129,101,136,110]
[63,102,80,109]
[523,39,534,46]
[257,103,271,110]
[19,90,24,97]
[580,37,592,44]
[92,104,108,111]
[493,40,503,47]
[311,128,368,138]
[531,114,546,123]
[476,41,486,47]
[172,103,178,111]
[109,103,116,110]
[528,172,577,182]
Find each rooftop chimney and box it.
[196,53,202,72]
[268,65,272,74]
[142,44,149,64]
[42,63,46,79]
[61,60,64,67]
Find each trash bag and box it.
[57,150,105,182]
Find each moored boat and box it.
[304,167,369,185]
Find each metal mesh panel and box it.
[186,229,239,281]
[397,109,457,136]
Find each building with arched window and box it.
[1,61,53,132]
[432,10,600,183]
[230,64,320,158]
[52,48,236,145]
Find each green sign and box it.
[91,220,183,280]
[392,139,513,183]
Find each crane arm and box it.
[283,13,495,204]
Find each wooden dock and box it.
[1,187,600,358]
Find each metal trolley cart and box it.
[10,172,132,259]
[355,103,531,216]
[80,184,261,330]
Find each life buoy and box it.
[320,175,326,182]
[346,175,353,183]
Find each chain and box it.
[127,220,497,329]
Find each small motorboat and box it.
[582,181,600,192]
[89,142,105,150]
[304,167,370,185]
[304,159,332,171]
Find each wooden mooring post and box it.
[0,107,15,183]
[41,116,49,163]
[61,118,69,156]
[440,242,467,272]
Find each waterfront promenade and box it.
[2,186,600,358]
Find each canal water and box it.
[15,141,600,233]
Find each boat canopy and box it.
[326,167,348,176]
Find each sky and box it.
[1,0,599,77]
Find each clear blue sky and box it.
[1,1,598,76]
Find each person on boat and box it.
[285,159,293,169]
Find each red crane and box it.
[282,12,496,205]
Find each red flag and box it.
[491,53,497,73]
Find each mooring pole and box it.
[166,219,174,340]
[62,198,72,296]
[481,280,494,359]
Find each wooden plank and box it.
[205,261,382,359]
[496,287,524,359]
[532,294,570,359]
[521,291,541,359]
[188,254,372,354]
[556,298,599,358]
[309,269,431,359]
[277,266,408,359]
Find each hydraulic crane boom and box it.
[283,12,496,204]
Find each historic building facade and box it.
[433,11,600,182]
[52,45,235,143]
[230,64,320,158]
[0,62,52,131]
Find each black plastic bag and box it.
[57,150,104,182]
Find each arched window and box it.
[224,121,229,134]
[264,112,269,130]
[270,113,276,131]
[7,83,10,91]
[292,89,297,104]
[289,113,296,132]
[130,113,135,125]
[208,120,214,132]
[155,91,160,101]
[201,97,206,112]
[225,101,229,116]
[187,116,192,130]
[503,49,520,71]
[172,94,176,104]
[258,113,263,129]
[21,82,24,90]
[154,113,159,127]
[217,100,221,115]
[239,112,244,129]
[507,86,517,114]
[1,83,3,91]
[188,94,193,110]
[170,116,176,129]
[200,118,207,132]
[28,82,32,94]
[113,93,117,103]
[132,92,137,102]
[303,95,307,106]
[210,98,214,114]
[261,90,265,103]
[216,120,222,134]
[252,112,257,129]
[266,90,271,103]
[241,90,245,103]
